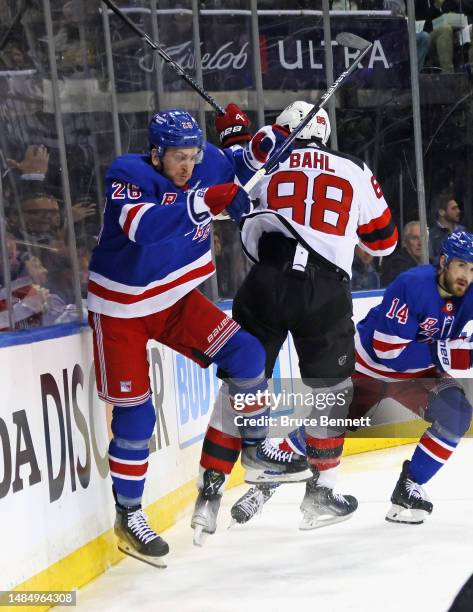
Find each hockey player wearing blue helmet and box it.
[87,107,296,564]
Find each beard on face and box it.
[440,268,469,296]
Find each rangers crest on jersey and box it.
[192,224,211,243]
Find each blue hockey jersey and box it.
[355,265,473,380]
[88,143,252,318]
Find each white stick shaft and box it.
[243,168,266,194]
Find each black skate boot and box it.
[386,460,433,525]
[242,438,312,484]
[299,476,358,530]
[114,503,169,568]
[229,483,279,527]
[191,469,225,546]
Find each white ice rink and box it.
[59,441,473,612]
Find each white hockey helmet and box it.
[276,101,331,145]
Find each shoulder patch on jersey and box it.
[162,192,177,205]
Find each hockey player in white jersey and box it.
[227,100,398,529]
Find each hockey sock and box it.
[109,399,156,507]
[305,434,345,476]
[213,327,269,447]
[408,426,458,485]
[239,406,271,448]
[200,426,242,474]
[317,465,339,489]
[109,437,149,507]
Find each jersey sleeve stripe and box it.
[120,203,155,241]
[358,219,398,247]
[359,234,398,254]
[128,203,155,241]
[355,350,436,379]
[373,330,411,344]
[357,207,393,235]
[373,346,407,359]
[372,338,410,359]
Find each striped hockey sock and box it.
[409,428,458,485]
[305,434,345,474]
[200,426,242,474]
[109,437,149,507]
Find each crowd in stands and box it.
[351,190,469,291]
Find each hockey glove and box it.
[215,103,252,148]
[434,338,473,372]
[245,124,292,170]
[204,183,251,223]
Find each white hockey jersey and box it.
[241,142,398,276]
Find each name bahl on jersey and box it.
[240,142,398,276]
[88,143,252,318]
[356,265,473,380]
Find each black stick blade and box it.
[336,32,371,51]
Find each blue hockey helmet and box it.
[148,109,204,159]
[441,231,473,264]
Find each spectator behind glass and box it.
[429,191,466,262]
[0,241,76,331]
[416,0,454,73]
[11,192,63,247]
[381,220,422,286]
[351,245,380,290]
[9,193,79,303]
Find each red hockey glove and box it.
[204,183,251,223]
[215,103,252,148]
[435,338,473,371]
[246,124,292,169]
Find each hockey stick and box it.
[100,0,225,114]
[243,32,373,193]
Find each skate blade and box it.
[117,542,167,568]
[385,504,428,525]
[299,511,353,531]
[193,524,210,547]
[244,467,313,485]
[228,519,237,529]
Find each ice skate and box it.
[242,438,312,484]
[299,477,358,530]
[114,504,169,568]
[386,460,433,525]
[191,469,225,546]
[229,483,279,527]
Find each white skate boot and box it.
[299,477,358,530]
[191,469,225,546]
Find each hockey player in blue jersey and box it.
[87,107,296,564]
[354,230,473,524]
[232,231,473,527]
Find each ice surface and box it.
[57,441,473,612]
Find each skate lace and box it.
[332,491,349,505]
[237,489,264,517]
[128,509,158,544]
[405,479,423,500]
[261,439,292,463]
